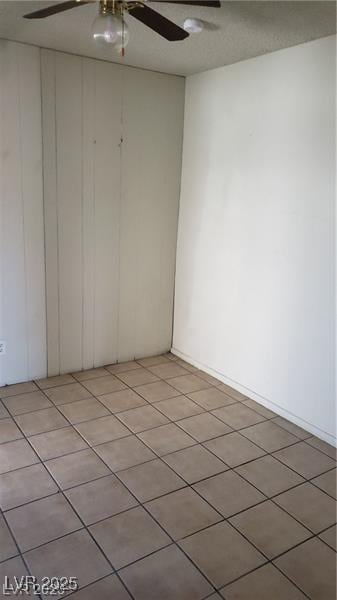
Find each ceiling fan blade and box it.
[24,0,90,19]
[154,1,221,6]
[129,4,189,41]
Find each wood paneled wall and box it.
[0,41,46,385]
[0,42,184,383]
[41,50,184,376]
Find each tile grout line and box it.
[1,376,336,503]
[1,403,138,600]
[1,361,336,461]
[0,357,335,599]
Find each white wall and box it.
[0,41,184,383]
[0,41,46,386]
[173,36,336,444]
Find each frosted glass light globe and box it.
[92,14,120,45]
[183,18,204,34]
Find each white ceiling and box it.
[0,1,336,76]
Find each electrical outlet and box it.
[0,341,7,355]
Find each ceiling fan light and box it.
[183,18,204,34]
[91,13,120,45]
[115,19,130,51]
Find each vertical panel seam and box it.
[116,65,124,362]
[54,53,61,374]
[93,62,97,367]
[81,58,84,372]
[17,44,30,382]
[0,44,3,385]
[40,48,49,379]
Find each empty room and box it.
[0,1,336,599]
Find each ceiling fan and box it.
[23,0,221,52]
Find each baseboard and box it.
[172,347,337,448]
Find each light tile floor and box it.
[0,353,336,600]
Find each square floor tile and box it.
[306,437,337,460]
[196,371,222,386]
[241,421,298,452]
[36,374,76,389]
[0,464,58,510]
[58,397,109,424]
[0,557,29,592]
[230,500,311,559]
[221,563,307,600]
[169,375,210,394]
[96,436,156,472]
[148,363,189,379]
[75,415,130,446]
[118,459,185,502]
[216,383,248,401]
[0,401,10,419]
[319,525,337,551]
[235,455,305,497]
[205,432,265,467]
[174,359,198,372]
[138,423,195,456]
[193,471,265,518]
[82,376,126,396]
[273,482,336,533]
[163,352,180,360]
[90,505,170,569]
[45,448,110,489]
[14,407,68,436]
[3,391,52,416]
[135,381,180,403]
[137,355,171,367]
[0,381,38,398]
[68,575,131,600]
[106,361,142,374]
[179,521,265,588]
[146,487,221,539]
[242,399,277,419]
[187,388,236,410]
[273,442,336,479]
[116,405,169,433]
[6,493,82,552]
[0,439,39,474]
[45,383,92,405]
[271,417,311,440]
[24,530,112,593]
[154,396,204,421]
[311,468,336,499]
[116,369,159,388]
[163,445,228,484]
[120,545,213,600]
[99,388,147,413]
[274,538,336,600]
[28,427,88,460]
[178,413,232,442]
[72,368,110,382]
[0,418,23,443]
[0,514,17,562]
[212,404,266,430]
[65,474,138,525]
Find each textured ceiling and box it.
[0,1,336,75]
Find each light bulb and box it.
[92,14,121,45]
[183,18,204,34]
